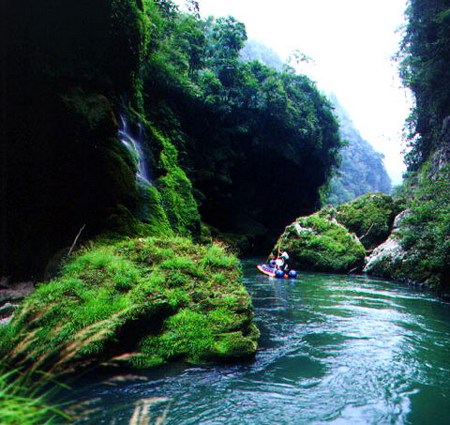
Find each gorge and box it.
[0,0,449,423]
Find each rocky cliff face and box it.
[1,0,202,279]
[364,117,450,291]
[430,116,450,179]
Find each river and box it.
[77,259,450,424]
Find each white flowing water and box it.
[119,115,150,183]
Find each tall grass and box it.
[0,368,69,424]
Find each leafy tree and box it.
[208,16,247,60]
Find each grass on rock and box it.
[0,237,258,377]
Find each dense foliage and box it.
[399,0,450,170]
[325,96,392,205]
[139,7,341,251]
[399,165,450,287]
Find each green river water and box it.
[78,259,450,424]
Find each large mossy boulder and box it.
[333,193,399,251]
[275,214,366,273]
[0,237,258,376]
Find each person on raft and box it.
[269,255,277,268]
[273,250,290,272]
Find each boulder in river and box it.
[274,213,366,273]
[0,237,259,376]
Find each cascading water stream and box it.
[118,115,151,184]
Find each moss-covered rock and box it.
[274,214,366,273]
[134,183,174,236]
[151,127,201,237]
[0,237,258,376]
[333,193,399,251]
[363,159,450,292]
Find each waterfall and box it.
[119,115,151,184]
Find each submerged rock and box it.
[0,237,258,376]
[0,281,34,305]
[0,280,35,325]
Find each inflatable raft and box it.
[256,264,298,279]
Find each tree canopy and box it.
[138,3,342,250]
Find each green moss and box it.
[111,0,154,93]
[103,205,151,239]
[334,193,398,250]
[276,213,366,273]
[61,90,113,131]
[213,326,260,358]
[199,243,240,269]
[152,128,201,236]
[0,237,257,376]
[139,308,215,362]
[135,184,174,235]
[139,302,258,364]
[102,142,139,202]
